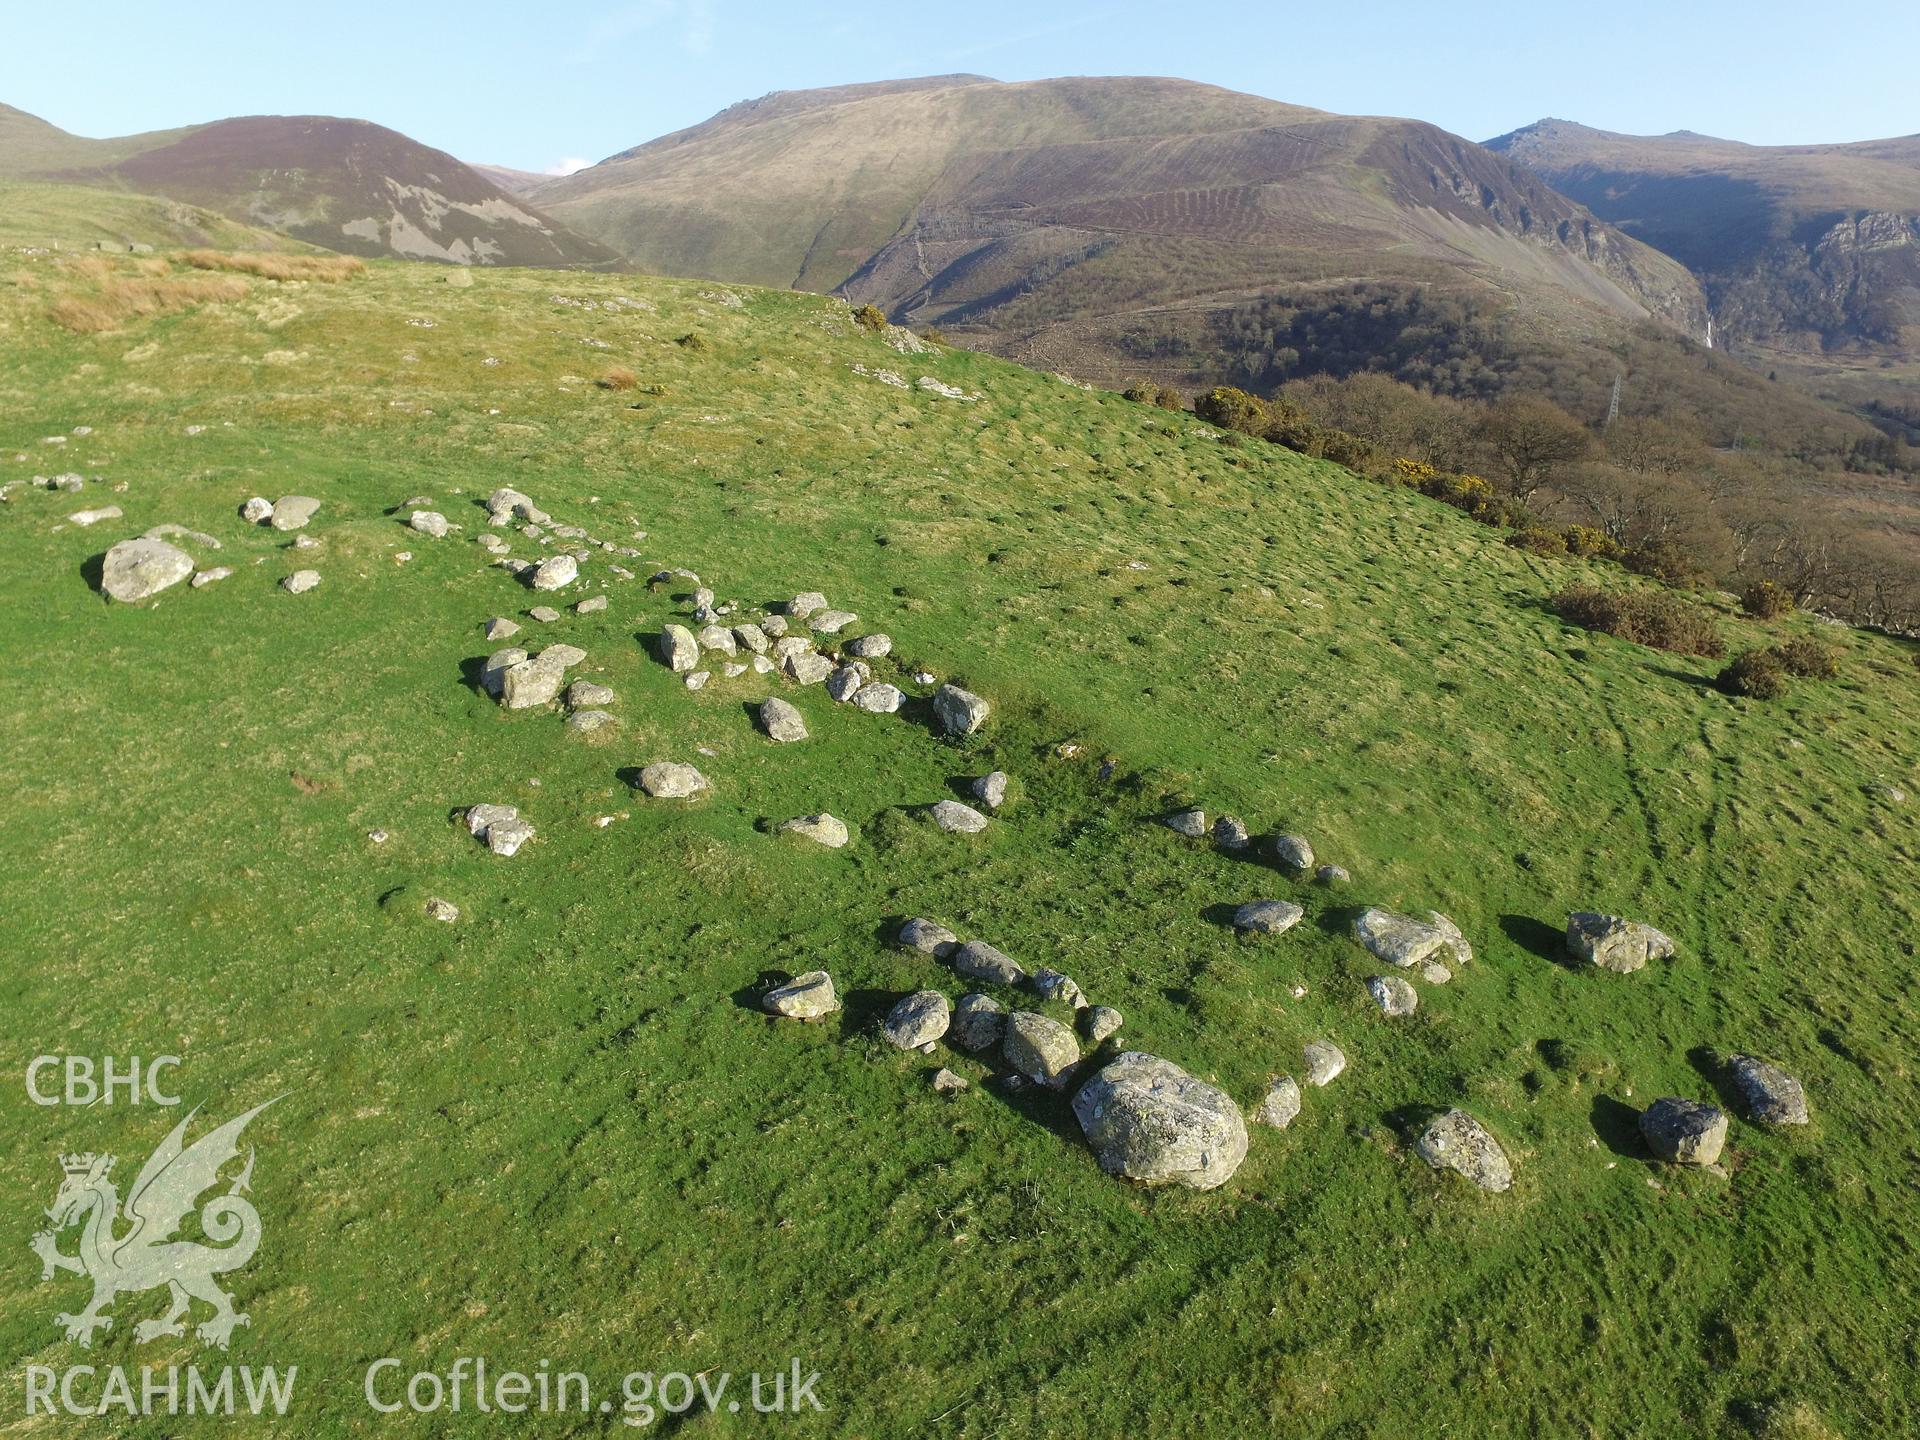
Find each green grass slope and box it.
[1,245,1917,1437]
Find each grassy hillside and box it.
[2,242,1917,1437]
[0,179,305,254]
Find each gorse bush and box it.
[1509,527,1568,556]
[1123,381,1185,411]
[1563,525,1620,558]
[1717,649,1791,699]
[1770,637,1840,678]
[1553,586,1724,657]
[1621,539,1712,589]
[852,304,888,333]
[1741,579,1795,619]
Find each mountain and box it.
[1488,118,1920,358]
[0,104,615,267]
[532,76,1707,386]
[472,163,551,195]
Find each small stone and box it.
[1080,1005,1123,1045]
[932,683,990,736]
[845,633,892,659]
[1212,815,1249,850]
[1367,975,1418,1016]
[1270,834,1315,872]
[1003,1012,1080,1089]
[290,533,319,551]
[949,994,1007,1051]
[1416,1109,1513,1192]
[658,623,700,671]
[1234,899,1304,935]
[1163,808,1206,838]
[772,635,814,662]
[637,762,709,799]
[1255,1076,1302,1129]
[567,680,616,707]
[1315,864,1350,886]
[758,614,789,639]
[785,591,829,619]
[528,605,561,622]
[930,800,989,833]
[529,555,578,590]
[466,803,518,838]
[696,623,737,656]
[575,594,608,614]
[809,608,858,634]
[826,664,867,702]
[1420,962,1452,985]
[501,655,567,709]
[1566,913,1676,974]
[883,991,951,1049]
[1031,967,1087,1009]
[779,813,849,847]
[732,622,769,654]
[759,696,808,743]
[485,616,522,641]
[763,971,838,1020]
[972,771,1009,809]
[480,648,527,697]
[68,506,122,527]
[1727,1055,1810,1125]
[783,652,834,685]
[897,918,959,956]
[409,510,450,538]
[269,495,320,530]
[751,654,775,674]
[951,940,1025,987]
[486,817,535,856]
[425,897,459,923]
[1303,1040,1346,1087]
[190,566,233,588]
[280,569,321,594]
[1639,1097,1729,1166]
[1353,909,1470,968]
[931,1068,968,1094]
[684,670,710,690]
[367,828,390,844]
[566,709,616,733]
[241,496,274,524]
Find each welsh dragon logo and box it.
[30,1099,279,1349]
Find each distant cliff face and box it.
[1489,120,1920,357]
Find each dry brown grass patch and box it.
[183,249,366,282]
[597,366,638,391]
[48,275,250,334]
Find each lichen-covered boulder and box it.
[1566,913,1676,973]
[1416,1109,1513,1192]
[1072,1052,1249,1190]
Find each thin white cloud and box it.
[544,157,593,176]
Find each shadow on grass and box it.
[1500,913,1570,968]
[1646,664,1718,691]
[1686,1045,1746,1114]
[1382,1101,1449,1141]
[79,552,106,597]
[1590,1094,1645,1158]
[457,654,491,695]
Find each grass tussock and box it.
[1552,585,1724,657]
[183,249,366,282]
[598,366,638,391]
[47,274,249,334]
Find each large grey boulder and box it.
[951,940,1025,987]
[1233,899,1303,935]
[948,994,1006,1052]
[759,696,808,743]
[637,762,710,799]
[1353,909,1470,968]
[486,817,536,856]
[101,537,193,602]
[1072,1052,1249,1191]
[845,633,891,659]
[1728,1055,1810,1125]
[500,654,566,709]
[897,918,958,957]
[732,622,769,655]
[409,510,450,538]
[1416,1110,1513,1192]
[280,569,321,595]
[1270,834,1315,872]
[852,682,904,713]
[269,495,320,530]
[809,609,858,635]
[783,652,834,685]
[1639,1098,1729,1165]
[567,680,615,708]
[696,623,737,656]
[930,800,989,834]
[1367,975,1418,1017]
[1212,815,1250,850]
[1255,1076,1302,1129]
[1163,808,1207,838]
[1303,1039,1347,1087]
[240,496,274,524]
[480,647,528,697]
[972,771,1009,809]
[883,991,951,1050]
[1566,913,1676,973]
[658,624,700,672]
[529,555,578,591]
[1003,1012,1080,1089]
[785,590,829,619]
[826,664,867,702]
[932,683,990,736]
[763,971,838,1020]
[465,803,519,839]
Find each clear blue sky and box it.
[5,0,1915,173]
